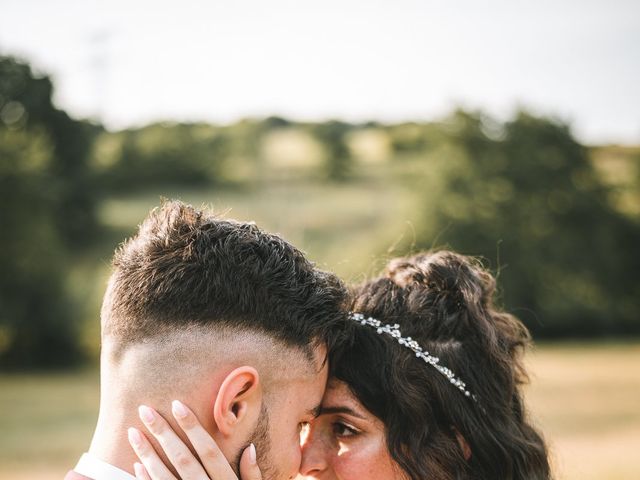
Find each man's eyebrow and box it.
[318,405,366,419]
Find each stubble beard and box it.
[235,403,278,479]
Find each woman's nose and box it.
[299,429,330,477]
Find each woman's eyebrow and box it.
[307,404,323,418]
[319,405,366,419]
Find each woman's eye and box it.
[332,422,358,437]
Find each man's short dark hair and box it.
[102,200,347,358]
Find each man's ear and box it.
[213,366,262,437]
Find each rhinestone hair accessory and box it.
[349,312,476,400]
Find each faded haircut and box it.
[101,200,348,360]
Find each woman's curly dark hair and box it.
[332,250,551,480]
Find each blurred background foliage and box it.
[1,54,639,370]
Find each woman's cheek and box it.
[334,438,398,480]
[335,448,373,479]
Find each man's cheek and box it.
[289,444,303,478]
[280,437,302,478]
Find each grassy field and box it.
[1,342,639,479]
[525,343,640,479]
[97,175,422,281]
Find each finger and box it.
[128,427,176,480]
[134,462,152,480]
[138,405,210,479]
[239,444,263,480]
[171,400,237,479]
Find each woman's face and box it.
[298,378,407,480]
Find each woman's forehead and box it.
[320,378,387,432]
[322,378,364,411]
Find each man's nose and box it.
[298,431,329,477]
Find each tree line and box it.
[1,55,639,368]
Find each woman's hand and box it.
[128,400,262,480]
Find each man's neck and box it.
[87,396,216,476]
[87,409,139,475]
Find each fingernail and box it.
[133,462,145,477]
[128,427,142,448]
[172,400,188,419]
[138,405,155,424]
[249,443,256,464]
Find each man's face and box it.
[252,344,329,480]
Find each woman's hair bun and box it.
[382,250,531,355]
[386,250,492,314]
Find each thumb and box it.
[239,443,262,480]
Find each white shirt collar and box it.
[74,452,136,480]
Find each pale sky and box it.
[1,0,639,144]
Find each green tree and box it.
[0,56,96,367]
[311,120,353,180]
[0,56,100,246]
[418,110,640,337]
[96,123,230,190]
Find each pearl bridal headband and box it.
[349,312,476,401]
